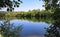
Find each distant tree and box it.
[0,0,22,11]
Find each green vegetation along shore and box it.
[0,9,53,18]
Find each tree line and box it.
[0,9,53,19]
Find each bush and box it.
[0,21,22,37]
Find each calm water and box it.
[0,19,51,37]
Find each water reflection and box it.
[1,17,60,37]
[0,17,53,24]
[9,19,51,37]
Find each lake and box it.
[0,17,53,37]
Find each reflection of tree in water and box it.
[0,20,22,37]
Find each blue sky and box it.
[0,0,45,11]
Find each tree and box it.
[41,0,60,37]
[0,0,22,11]
[42,0,60,19]
[42,0,60,11]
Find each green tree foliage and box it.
[42,0,60,37]
[0,0,22,11]
[42,0,60,20]
[0,21,22,37]
[16,9,52,18]
[42,0,60,19]
[42,0,60,11]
